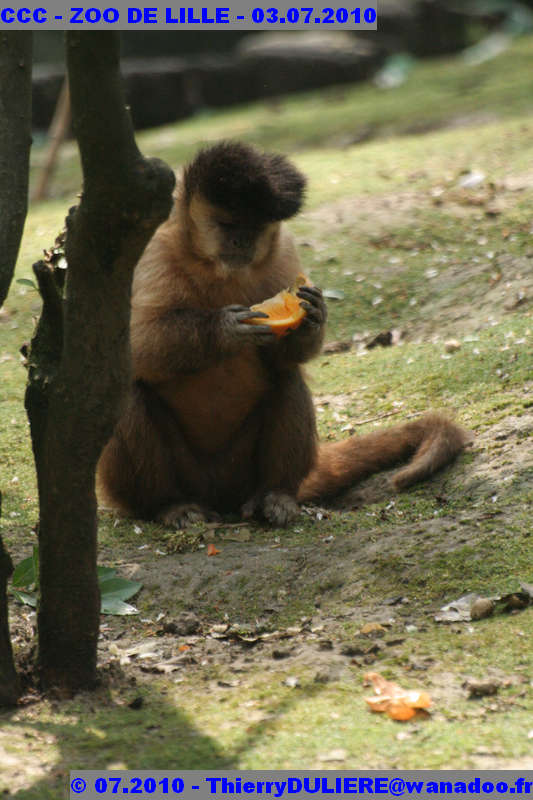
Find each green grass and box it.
[30,35,533,202]
[2,34,533,793]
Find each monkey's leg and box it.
[242,370,318,526]
[98,383,211,526]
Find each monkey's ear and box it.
[264,153,306,221]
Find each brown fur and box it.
[298,413,469,502]
[97,142,468,527]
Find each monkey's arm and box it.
[266,286,327,367]
[131,305,273,382]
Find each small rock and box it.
[360,622,386,636]
[365,642,385,655]
[470,597,495,621]
[272,648,293,660]
[165,612,201,636]
[501,591,530,612]
[464,678,500,698]
[314,666,343,684]
[367,331,393,349]
[396,731,413,741]
[210,623,230,635]
[219,527,252,542]
[444,339,461,353]
[340,643,366,657]
[323,340,352,354]
[283,676,300,688]
[458,170,485,189]
[504,291,528,311]
[383,595,408,606]
[318,748,347,763]
[217,679,240,688]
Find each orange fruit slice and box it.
[363,672,432,721]
[247,273,311,338]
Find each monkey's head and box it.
[183,142,306,269]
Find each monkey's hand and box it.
[220,305,276,349]
[297,285,327,331]
[271,286,327,364]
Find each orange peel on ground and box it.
[246,272,312,338]
[363,672,432,721]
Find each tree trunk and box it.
[0,33,32,308]
[25,32,175,692]
[0,32,32,707]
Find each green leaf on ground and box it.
[10,560,142,616]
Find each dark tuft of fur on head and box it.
[183,141,306,222]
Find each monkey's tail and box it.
[297,413,469,502]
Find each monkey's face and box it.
[188,194,279,270]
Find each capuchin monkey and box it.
[97,142,468,528]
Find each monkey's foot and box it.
[242,491,299,527]
[264,492,300,526]
[156,502,213,528]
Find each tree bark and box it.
[0,33,32,308]
[25,32,175,692]
[0,32,32,708]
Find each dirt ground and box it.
[6,179,533,721]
